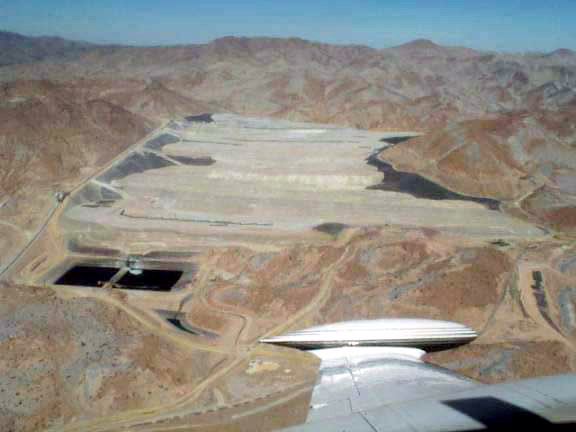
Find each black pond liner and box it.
[530,270,561,333]
[161,315,219,338]
[379,136,415,145]
[144,134,180,151]
[116,269,183,291]
[55,265,120,287]
[169,155,216,166]
[166,318,218,337]
[367,154,501,211]
[101,188,122,201]
[167,318,200,334]
[69,183,121,207]
[314,223,349,236]
[98,152,175,183]
[185,113,214,123]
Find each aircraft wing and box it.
[284,364,576,431]
[303,346,478,423]
[260,319,576,431]
[280,347,576,432]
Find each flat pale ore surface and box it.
[63,113,542,244]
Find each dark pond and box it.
[367,154,500,211]
[167,318,200,334]
[144,133,180,151]
[165,317,218,338]
[170,155,216,166]
[185,113,214,123]
[116,269,182,291]
[98,152,175,183]
[314,223,349,236]
[380,136,415,145]
[55,265,183,291]
[531,270,561,333]
[55,265,119,287]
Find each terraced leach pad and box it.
[62,113,542,249]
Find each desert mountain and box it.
[2,33,576,231]
[0,79,151,232]
[0,30,95,67]
[6,33,576,229]
[386,38,481,60]
[1,33,576,232]
[103,79,220,120]
[2,33,575,125]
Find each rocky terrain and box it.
[0,79,154,273]
[1,30,576,431]
[0,283,225,432]
[2,31,575,232]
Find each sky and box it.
[1,0,575,52]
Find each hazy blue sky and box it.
[1,0,575,52]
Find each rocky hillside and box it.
[0,80,151,187]
[0,79,152,240]
[0,283,226,431]
[1,34,575,129]
[2,32,576,231]
[0,30,95,67]
[381,110,576,230]
[2,32,576,232]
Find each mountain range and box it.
[2,30,575,232]
[2,30,576,431]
